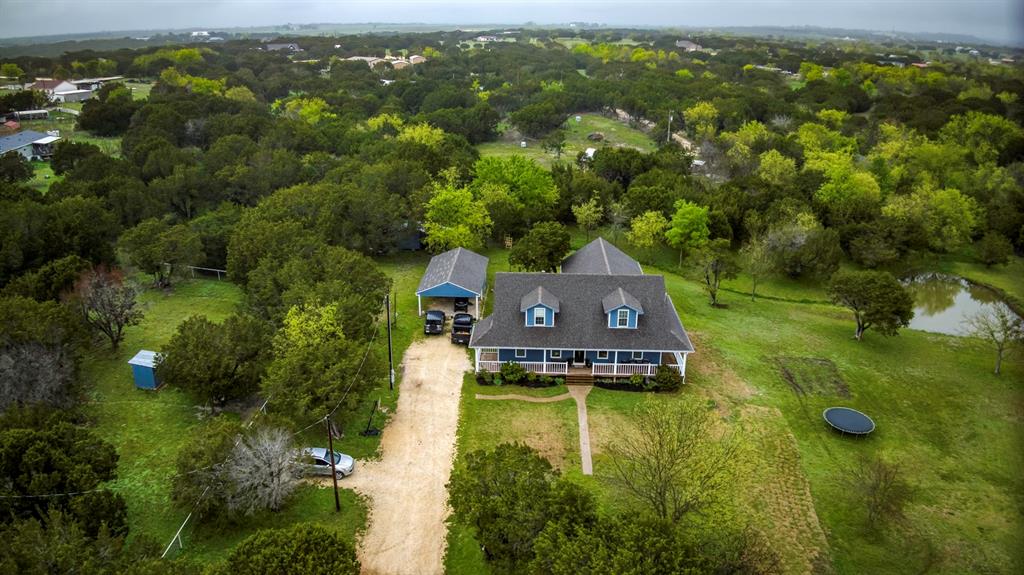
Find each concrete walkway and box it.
[475,386,594,475]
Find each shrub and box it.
[500,361,528,384]
[652,364,684,392]
[477,370,495,385]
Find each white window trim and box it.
[597,350,609,360]
[533,306,546,326]
[515,348,527,358]
[617,308,630,327]
[550,350,561,359]
[632,351,644,360]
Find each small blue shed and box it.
[416,247,489,317]
[128,350,161,390]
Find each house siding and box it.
[417,281,480,298]
[606,305,639,328]
[498,348,545,362]
[524,304,555,327]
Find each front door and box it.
[572,350,586,365]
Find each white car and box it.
[302,447,355,477]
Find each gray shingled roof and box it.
[0,130,49,155]
[561,238,643,275]
[416,247,489,295]
[520,286,560,312]
[601,287,644,315]
[470,272,693,352]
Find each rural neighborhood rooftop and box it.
[561,237,644,275]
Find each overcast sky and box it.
[1,1,1021,45]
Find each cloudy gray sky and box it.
[1,1,1021,45]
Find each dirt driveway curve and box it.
[345,336,469,575]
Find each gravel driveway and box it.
[346,336,469,575]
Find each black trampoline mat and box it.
[823,407,875,434]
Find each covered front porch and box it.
[475,349,687,378]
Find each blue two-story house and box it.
[469,238,694,380]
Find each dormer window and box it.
[533,306,547,326]
[616,308,629,327]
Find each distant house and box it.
[408,54,427,65]
[0,129,60,160]
[345,56,388,68]
[264,43,302,52]
[28,79,76,97]
[416,247,489,317]
[675,39,702,52]
[68,76,124,91]
[469,238,693,381]
[475,35,499,43]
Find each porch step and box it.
[564,373,594,386]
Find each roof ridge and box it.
[445,247,462,283]
[599,238,611,274]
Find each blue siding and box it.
[585,351,615,364]
[417,282,480,298]
[498,348,545,362]
[131,364,159,390]
[546,349,570,361]
[614,351,661,364]
[524,304,555,327]
[607,306,639,329]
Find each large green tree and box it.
[665,199,710,266]
[828,270,914,340]
[423,179,492,252]
[210,524,359,575]
[509,221,571,272]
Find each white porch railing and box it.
[477,361,568,375]
[592,363,682,377]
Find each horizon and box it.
[1,1,1021,46]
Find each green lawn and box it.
[83,279,367,563]
[19,112,121,156]
[28,160,60,194]
[124,81,154,101]
[445,237,1024,574]
[477,113,657,167]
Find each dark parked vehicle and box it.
[424,310,445,335]
[453,298,470,312]
[451,313,474,345]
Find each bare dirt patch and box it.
[775,356,850,397]
[343,336,470,575]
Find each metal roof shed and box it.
[128,350,161,390]
[416,247,489,316]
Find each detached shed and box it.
[416,247,489,317]
[128,350,161,390]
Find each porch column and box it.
[678,352,687,377]
[474,295,479,317]
[474,348,480,372]
[417,294,422,317]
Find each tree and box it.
[224,427,300,515]
[974,232,1013,268]
[0,151,33,183]
[846,457,913,529]
[118,218,204,286]
[51,141,102,175]
[423,178,492,252]
[756,149,797,188]
[73,268,143,350]
[542,128,567,159]
[171,417,241,519]
[738,232,772,300]
[571,198,603,241]
[157,313,271,405]
[0,296,83,410]
[827,270,914,340]
[1,254,90,301]
[0,63,24,78]
[764,213,842,279]
[606,398,739,523]
[963,303,1023,375]
[261,303,380,423]
[694,238,738,306]
[682,101,718,141]
[474,155,559,226]
[509,222,571,272]
[448,443,596,570]
[210,524,359,575]
[882,185,979,253]
[626,210,668,260]
[664,199,710,267]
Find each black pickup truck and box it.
[450,313,474,345]
[424,310,445,335]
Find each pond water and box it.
[906,274,1015,336]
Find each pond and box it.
[906,274,1016,336]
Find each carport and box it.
[416,247,488,317]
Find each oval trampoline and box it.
[823,407,875,436]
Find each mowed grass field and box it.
[82,279,366,563]
[446,234,1024,575]
[477,113,657,167]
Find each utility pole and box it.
[667,112,673,144]
[325,417,341,512]
[385,293,395,391]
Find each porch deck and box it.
[477,351,684,378]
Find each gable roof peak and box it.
[602,286,644,314]
[520,285,560,313]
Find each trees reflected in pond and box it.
[906,274,1019,336]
